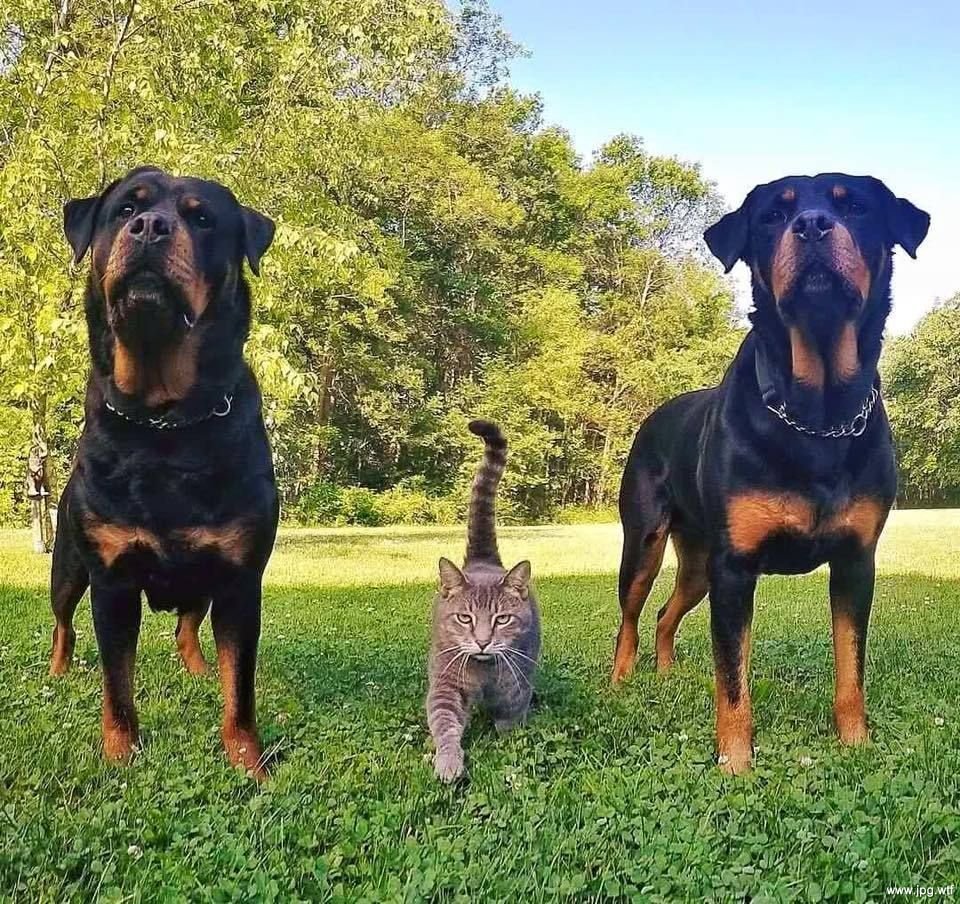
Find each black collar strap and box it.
[755,347,879,439]
[105,394,233,430]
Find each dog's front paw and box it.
[434,747,465,783]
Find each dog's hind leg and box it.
[655,533,709,674]
[612,462,670,684]
[49,516,89,676]
[176,601,211,676]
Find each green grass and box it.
[1,512,958,902]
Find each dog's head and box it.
[64,167,274,402]
[705,174,928,337]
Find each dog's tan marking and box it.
[831,607,868,745]
[824,496,887,547]
[143,329,200,406]
[727,492,815,555]
[715,626,753,775]
[85,518,163,567]
[655,535,708,673]
[113,339,141,395]
[727,493,887,555]
[771,230,800,301]
[50,624,76,676]
[831,321,861,383]
[168,226,209,321]
[831,221,871,300]
[831,185,848,200]
[176,608,210,676]
[102,231,133,305]
[101,645,138,762]
[612,524,668,684]
[790,325,825,389]
[780,187,796,203]
[111,328,201,406]
[175,520,252,566]
[217,641,266,779]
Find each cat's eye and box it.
[455,613,472,625]
[494,614,513,626]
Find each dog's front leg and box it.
[709,553,757,775]
[828,552,874,745]
[91,579,142,762]
[211,573,265,779]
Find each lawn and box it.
[0,513,958,902]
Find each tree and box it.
[884,295,960,505]
[1,0,741,528]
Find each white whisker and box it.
[439,650,467,678]
[501,650,531,689]
[497,651,523,691]
[502,646,537,665]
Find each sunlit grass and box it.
[0,514,958,900]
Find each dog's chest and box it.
[725,491,888,571]
[78,438,274,592]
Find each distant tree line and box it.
[0,1,954,527]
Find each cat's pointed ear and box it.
[438,557,467,596]
[502,560,531,600]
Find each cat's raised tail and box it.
[466,419,507,566]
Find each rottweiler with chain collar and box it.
[49,167,278,778]
[611,174,929,774]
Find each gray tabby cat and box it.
[426,419,541,783]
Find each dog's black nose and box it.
[791,210,835,242]
[128,211,172,244]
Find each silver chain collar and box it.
[104,394,233,430]
[765,386,879,438]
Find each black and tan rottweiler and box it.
[49,167,278,778]
[612,174,929,774]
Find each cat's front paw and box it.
[434,746,465,783]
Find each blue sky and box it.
[488,0,960,333]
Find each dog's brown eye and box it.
[847,200,867,216]
[761,209,786,226]
[118,203,136,220]
[186,207,214,230]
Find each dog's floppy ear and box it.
[240,206,275,276]
[63,186,112,264]
[63,176,128,264]
[704,200,750,273]
[885,193,930,259]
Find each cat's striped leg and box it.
[427,681,469,783]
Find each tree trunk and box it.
[26,400,55,554]
[313,359,335,480]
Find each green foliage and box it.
[0,0,742,524]
[883,295,960,505]
[1,517,958,898]
[289,479,461,526]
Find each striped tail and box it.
[465,419,507,565]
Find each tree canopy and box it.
[883,295,960,506]
[1,0,745,525]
